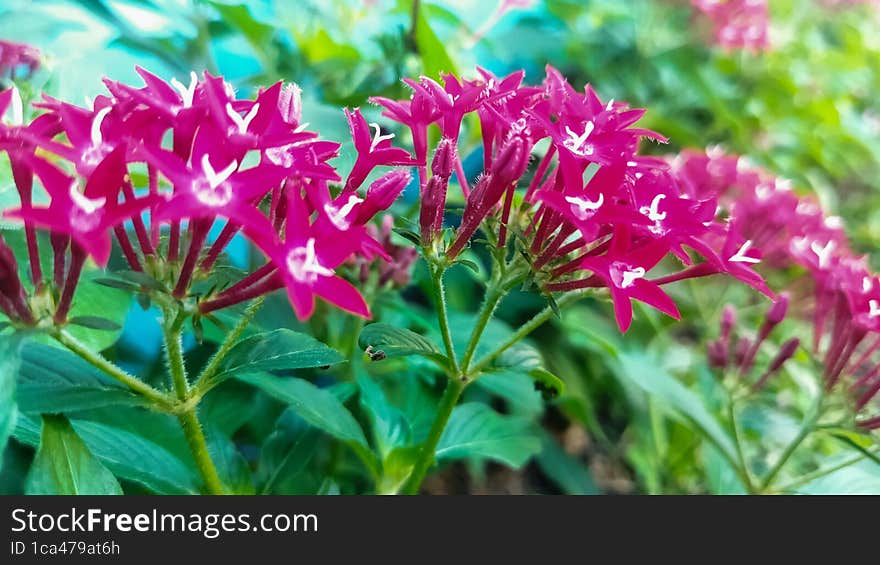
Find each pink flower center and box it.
[193,154,237,207]
[286,238,333,284]
[68,182,106,232]
[563,121,595,157]
[565,193,603,220]
[610,262,646,289]
[324,194,363,230]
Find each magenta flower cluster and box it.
[0,68,418,323]
[691,0,770,52]
[373,66,769,331]
[673,147,880,428]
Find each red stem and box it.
[54,244,86,323]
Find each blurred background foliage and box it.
[2,0,880,494]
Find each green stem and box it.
[401,377,466,495]
[459,286,504,375]
[430,263,461,376]
[758,391,824,493]
[727,398,756,494]
[162,308,225,495]
[193,296,265,395]
[469,291,584,375]
[177,409,225,495]
[52,329,173,410]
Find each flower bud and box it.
[431,138,457,179]
[752,337,799,391]
[734,336,752,370]
[707,339,728,369]
[721,304,736,342]
[420,176,448,245]
[765,292,789,327]
[357,169,411,224]
[277,83,303,125]
[492,136,530,186]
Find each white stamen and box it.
[563,121,595,156]
[201,154,238,189]
[824,216,843,229]
[729,240,760,264]
[870,299,880,318]
[170,71,198,109]
[90,106,112,147]
[69,181,106,215]
[565,193,604,220]
[324,194,364,230]
[9,85,23,126]
[369,123,395,153]
[621,267,646,289]
[226,102,260,135]
[627,161,638,167]
[863,276,873,293]
[293,122,311,133]
[639,194,667,223]
[605,99,614,111]
[810,240,835,269]
[286,238,333,284]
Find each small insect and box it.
[365,345,387,362]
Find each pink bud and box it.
[492,136,530,185]
[765,292,789,326]
[721,304,736,341]
[752,338,799,391]
[420,175,448,245]
[431,138,457,179]
[358,169,411,223]
[277,83,303,125]
[735,336,752,370]
[707,339,728,369]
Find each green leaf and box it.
[823,428,880,467]
[795,459,880,495]
[116,270,168,292]
[359,323,446,366]
[493,341,543,372]
[63,277,131,351]
[615,352,737,461]
[206,427,254,495]
[14,413,199,494]
[25,415,122,495]
[258,409,321,495]
[528,367,566,400]
[391,227,421,246]
[219,329,344,381]
[68,316,122,331]
[413,3,457,79]
[474,372,543,417]
[535,432,600,495]
[436,403,542,468]
[357,375,410,459]
[235,372,368,449]
[92,278,141,292]
[16,343,146,413]
[0,334,22,459]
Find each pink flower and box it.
[343,107,419,192]
[247,188,370,320]
[4,150,153,266]
[577,228,680,332]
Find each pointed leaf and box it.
[219,329,344,381]
[26,415,123,495]
[436,403,541,468]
